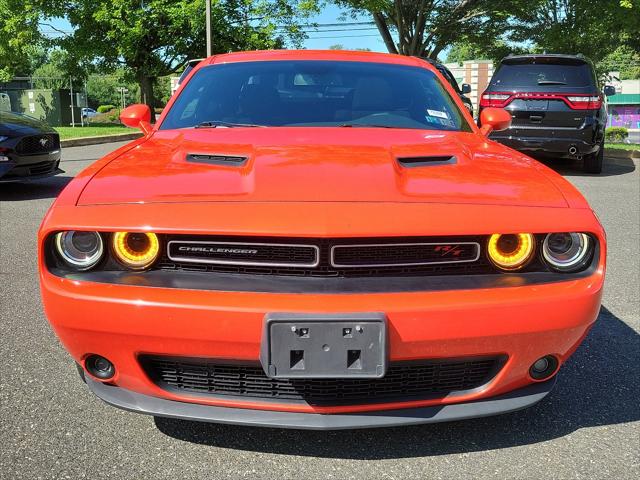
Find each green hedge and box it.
[97,104,117,113]
[605,127,629,143]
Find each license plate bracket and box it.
[260,313,387,379]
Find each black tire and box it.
[583,144,604,174]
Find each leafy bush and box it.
[605,127,629,143]
[97,104,117,113]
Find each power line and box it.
[305,34,383,39]
[301,27,379,33]
[40,21,379,36]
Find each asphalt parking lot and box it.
[1,141,638,479]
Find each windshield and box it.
[160,60,471,132]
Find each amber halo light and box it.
[111,232,160,270]
[487,233,535,271]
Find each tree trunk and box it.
[373,12,398,54]
[138,74,156,122]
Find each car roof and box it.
[202,50,434,70]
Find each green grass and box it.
[605,143,639,151]
[55,123,131,140]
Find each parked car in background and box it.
[422,58,474,117]
[479,54,616,173]
[174,58,205,92]
[40,50,605,430]
[0,110,62,182]
[81,108,99,120]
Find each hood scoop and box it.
[397,155,456,168]
[186,153,248,166]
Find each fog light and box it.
[529,355,558,381]
[85,354,115,380]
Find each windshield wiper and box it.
[195,120,264,128]
[537,80,567,85]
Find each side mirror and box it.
[603,85,616,97]
[461,83,472,94]
[479,107,512,136]
[120,104,152,134]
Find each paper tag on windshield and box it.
[427,109,449,119]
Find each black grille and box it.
[15,134,60,154]
[158,235,495,278]
[168,241,317,267]
[332,243,478,267]
[141,356,502,406]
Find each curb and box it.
[604,148,640,160]
[60,132,143,148]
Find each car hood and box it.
[0,111,55,136]
[78,128,568,208]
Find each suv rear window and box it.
[491,60,595,89]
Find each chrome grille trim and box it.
[330,242,481,268]
[167,240,320,268]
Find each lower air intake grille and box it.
[141,356,502,406]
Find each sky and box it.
[44,4,389,53]
[301,5,387,52]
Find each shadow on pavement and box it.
[155,307,639,459]
[0,175,72,201]
[539,156,636,177]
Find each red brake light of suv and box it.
[480,91,603,110]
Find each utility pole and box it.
[69,77,75,128]
[205,0,212,57]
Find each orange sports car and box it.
[39,50,605,429]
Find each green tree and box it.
[0,0,43,80]
[510,0,639,66]
[599,45,640,80]
[86,70,140,107]
[49,0,317,120]
[335,0,526,59]
[445,39,530,64]
[31,50,80,89]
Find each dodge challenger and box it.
[39,50,605,429]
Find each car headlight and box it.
[111,232,160,270]
[542,233,592,272]
[55,231,104,270]
[487,233,535,270]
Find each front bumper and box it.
[84,374,556,430]
[41,264,603,421]
[0,150,63,181]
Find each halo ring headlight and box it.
[111,232,160,270]
[55,231,104,270]
[543,233,591,272]
[487,233,535,271]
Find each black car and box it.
[421,58,474,117]
[479,54,615,173]
[0,111,63,182]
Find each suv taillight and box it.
[480,92,603,110]
[479,93,511,108]
[565,95,603,110]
